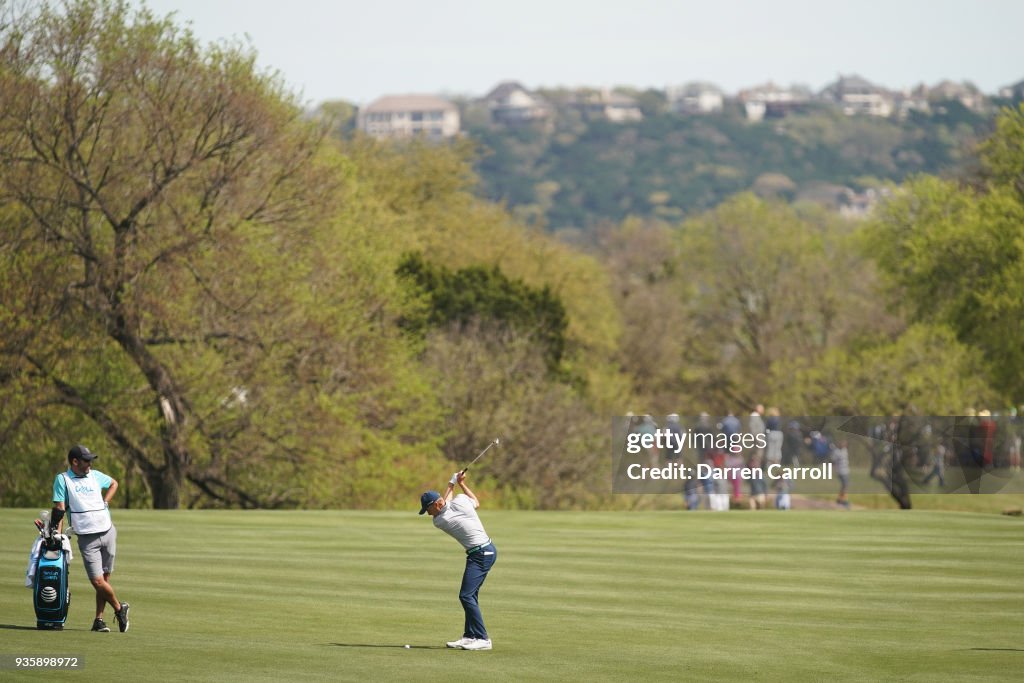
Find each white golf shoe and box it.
[461,638,492,651]
[446,637,474,649]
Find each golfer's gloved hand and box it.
[449,472,460,486]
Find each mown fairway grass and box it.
[2,508,1022,682]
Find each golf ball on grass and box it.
[404,645,410,649]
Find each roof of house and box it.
[484,81,531,100]
[928,80,982,97]
[569,89,641,107]
[363,94,456,113]
[822,74,889,97]
[670,81,725,96]
[606,94,639,107]
[737,82,811,102]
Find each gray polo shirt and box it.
[433,494,490,549]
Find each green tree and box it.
[0,0,440,508]
[340,134,626,412]
[978,104,1024,197]
[421,325,608,509]
[675,194,879,411]
[864,107,1024,401]
[396,252,569,367]
[785,324,997,415]
[313,99,359,136]
[595,218,690,413]
[340,137,625,507]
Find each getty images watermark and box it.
[611,415,1023,494]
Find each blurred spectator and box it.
[709,446,729,511]
[784,420,803,466]
[638,414,659,467]
[922,441,947,487]
[1009,407,1021,471]
[977,410,996,468]
[683,479,701,511]
[748,404,766,461]
[696,413,717,506]
[765,407,783,466]
[809,430,830,462]
[721,412,741,441]
[748,452,767,509]
[725,449,744,501]
[831,438,850,508]
[775,477,791,510]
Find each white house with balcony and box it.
[358,94,460,140]
[572,89,643,122]
[737,82,810,121]
[821,75,894,117]
[894,84,931,118]
[482,81,551,125]
[998,78,1024,100]
[927,80,986,111]
[666,82,724,114]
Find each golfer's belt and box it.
[466,540,492,555]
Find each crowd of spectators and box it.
[623,407,1023,510]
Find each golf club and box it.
[460,438,500,474]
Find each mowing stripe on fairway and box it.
[1,508,1021,682]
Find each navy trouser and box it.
[460,542,497,639]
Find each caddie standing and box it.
[419,470,497,650]
[44,445,131,633]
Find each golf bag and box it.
[30,527,72,630]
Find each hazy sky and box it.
[135,0,1024,106]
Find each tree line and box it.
[1,0,1020,509]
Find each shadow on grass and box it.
[968,648,1024,652]
[0,624,45,631]
[329,643,446,650]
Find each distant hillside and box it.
[463,99,999,234]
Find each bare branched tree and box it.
[0,0,334,507]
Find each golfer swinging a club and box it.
[419,470,497,650]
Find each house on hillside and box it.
[893,84,931,118]
[666,82,724,114]
[927,80,987,111]
[358,94,460,140]
[737,82,810,121]
[571,89,643,122]
[482,81,552,125]
[998,78,1024,100]
[821,75,895,117]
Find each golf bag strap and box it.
[48,507,65,533]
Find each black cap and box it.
[68,444,97,462]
